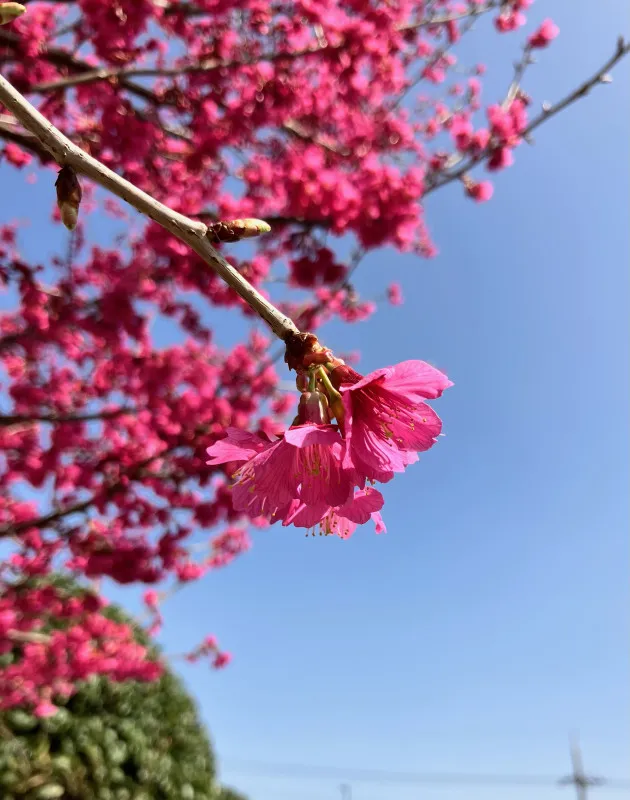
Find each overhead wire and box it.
[220,759,630,790]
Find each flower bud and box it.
[295,372,309,392]
[0,3,26,25]
[55,166,82,231]
[207,218,271,243]
[297,391,330,424]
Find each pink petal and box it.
[297,445,354,506]
[343,366,392,394]
[250,441,297,506]
[321,510,358,539]
[372,512,387,534]
[347,417,409,481]
[388,402,443,452]
[386,360,453,400]
[232,475,290,518]
[283,424,342,448]
[206,428,270,465]
[336,488,384,523]
[283,501,328,528]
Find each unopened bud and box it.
[297,391,330,425]
[55,166,82,231]
[0,2,26,25]
[295,373,309,392]
[207,218,271,243]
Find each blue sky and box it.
[1,2,629,800]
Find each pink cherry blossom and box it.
[34,700,59,718]
[466,180,494,203]
[207,425,356,520]
[331,361,452,482]
[0,0,620,711]
[143,590,160,610]
[283,488,387,539]
[528,19,560,49]
[387,283,404,306]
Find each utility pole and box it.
[558,734,605,800]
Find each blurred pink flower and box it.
[34,700,58,718]
[529,19,559,48]
[466,180,494,203]
[387,282,404,306]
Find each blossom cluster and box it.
[0,582,162,716]
[1,1,562,334]
[0,0,596,705]
[207,334,452,537]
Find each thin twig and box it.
[30,3,500,93]
[13,4,499,97]
[400,0,499,32]
[0,73,299,341]
[426,37,630,195]
[503,44,533,110]
[0,408,132,427]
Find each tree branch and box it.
[166,0,499,27]
[0,408,133,427]
[400,0,499,32]
[10,3,500,96]
[0,117,52,159]
[425,37,630,196]
[0,417,213,538]
[0,29,162,105]
[0,73,299,341]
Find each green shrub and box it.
[0,578,240,800]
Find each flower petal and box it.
[206,428,270,465]
[336,488,384,523]
[387,360,453,400]
[347,417,409,481]
[283,424,341,448]
[387,402,443,452]
[372,511,387,534]
[297,445,354,506]
[283,501,328,528]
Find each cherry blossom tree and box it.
[0,0,627,716]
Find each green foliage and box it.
[0,578,240,800]
[218,789,249,800]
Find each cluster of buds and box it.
[290,344,347,431]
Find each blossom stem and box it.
[317,367,341,402]
[0,73,300,341]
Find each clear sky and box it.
[1,2,628,800]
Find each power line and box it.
[221,758,630,790]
